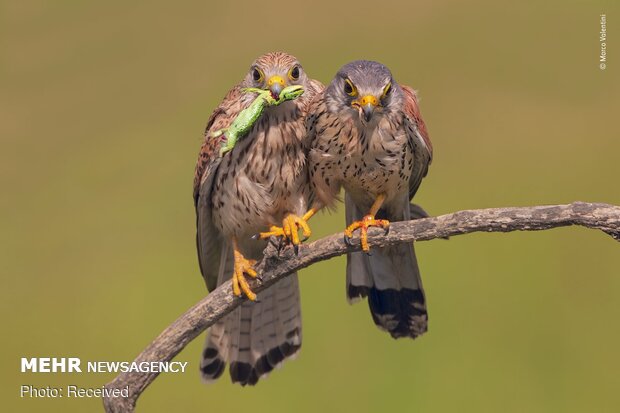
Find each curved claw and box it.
[344,234,353,246]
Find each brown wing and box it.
[401,85,433,200]
[194,86,247,290]
[193,86,246,205]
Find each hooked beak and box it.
[354,95,379,122]
[267,75,286,100]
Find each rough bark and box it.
[103,202,620,412]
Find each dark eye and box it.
[252,68,263,82]
[344,79,357,96]
[289,66,300,80]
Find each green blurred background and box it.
[2,0,619,411]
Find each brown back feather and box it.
[401,85,433,200]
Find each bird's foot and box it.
[232,250,258,301]
[258,213,312,255]
[344,215,390,253]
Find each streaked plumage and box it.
[307,60,432,339]
[194,52,323,385]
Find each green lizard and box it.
[213,85,305,157]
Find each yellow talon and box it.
[344,215,390,252]
[232,238,258,301]
[344,194,390,253]
[258,213,313,250]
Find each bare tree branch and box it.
[103,201,620,412]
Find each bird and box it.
[193,52,323,385]
[306,60,433,339]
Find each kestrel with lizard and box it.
[194,52,323,385]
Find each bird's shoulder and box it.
[306,78,325,99]
[400,84,433,199]
[401,85,433,161]
[193,85,248,204]
[299,78,324,116]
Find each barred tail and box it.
[201,274,302,385]
[345,193,428,339]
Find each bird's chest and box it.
[211,110,306,236]
[340,123,412,199]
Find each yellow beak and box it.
[267,75,286,98]
[354,95,379,121]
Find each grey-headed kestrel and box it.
[305,60,433,339]
[193,52,323,385]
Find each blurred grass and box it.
[1,0,619,412]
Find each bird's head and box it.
[326,60,401,124]
[243,52,307,101]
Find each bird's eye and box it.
[381,82,392,99]
[288,66,300,81]
[344,79,357,96]
[252,68,264,82]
